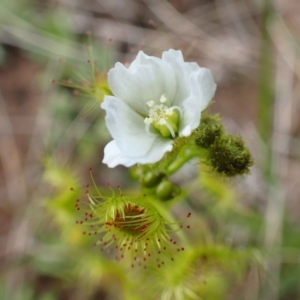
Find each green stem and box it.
[166,147,205,175]
[258,0,275,183]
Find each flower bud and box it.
[156,180,181,201]
[129,165,144,180]
[141,171,165,188]
[209,134,253,176]
[195,114,224,148]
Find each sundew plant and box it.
[60,48,253,299]
[3,1,300,300]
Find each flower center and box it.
[144,95,182,138]
[109,203,150,237]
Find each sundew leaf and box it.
[43,159,81,218]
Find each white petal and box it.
[162,49,199,72]
[183,62,201,73]
[190,68,216,112]
[103,140,135,168]
[180,69,216,136]
[162,50,216,136]
[162,49,184,64]
[101,96,156,157]
[179,96,200,136]
[108,51,176,115]
[137,138,173,165]
[103,139,173,168]
[162,50,191,106]
[163,49,216,106]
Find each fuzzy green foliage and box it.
[209,134,253,176]
[194,114,253,177]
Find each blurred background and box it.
[0,0,300,299]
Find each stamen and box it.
[144,94,180,138]
[146,100,155,108]
[144,117,153,125]
[159,94,167,103]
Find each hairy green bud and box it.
[209,134,253,176]
[156,180,181,201]
[195,114,224,149]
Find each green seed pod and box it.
[141,171,165,188]
[129,165,144,180]
[209,134,253,176]
[156,180,181,201]
[195,114,224,149]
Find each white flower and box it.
[101,49,216,168]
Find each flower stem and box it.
[259,0,275,183]
[166,146,206,175]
